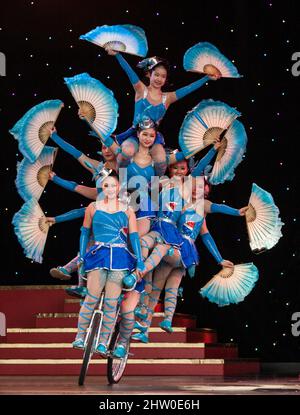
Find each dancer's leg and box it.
[98,270,124,348]
[150,144,167,176]
[162,267,185,327]
[137,218,151,237]
[118,291,140,347]
[74,269,106,342]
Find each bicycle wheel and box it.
[78,312,101,386]
[107,322,129,384]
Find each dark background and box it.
[0,0,299,361]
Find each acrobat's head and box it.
[136,116,157,149]
[169,159,189,179]
[137,56,170,89]
[96,168,120,200]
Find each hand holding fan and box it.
[64,73,118,141]
[184,41,242,79]
[200,263,259,306]
[80,24,148,57]
[12,198,53,263]
[15,146,58,202]
[208,119,247,185]
[245,183,284,253]
[179,99,241,159]
[9,100,64,163]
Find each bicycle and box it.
[78,276,137,386]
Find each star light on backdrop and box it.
[0,0,299,361]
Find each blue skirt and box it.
[151,219,183,247]
[84,244,136,272]
[116,127,165,146]
[180,237,199,268]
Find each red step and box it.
[0,342,238,360]
[35,312,197,329]
[0,358,260,376]
[5,328,188,344]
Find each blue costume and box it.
[177,207,204,275]
[83,208,135,272]
[126,159,157,220]
[114,54,209,147]
[151,186,184,247]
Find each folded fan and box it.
[64,73,118,140]
[200,263,259,307]
[9,100,64,163]
[184,41,241,78]
[179,99,241,158]
[12,198,51,263]
[245,183,284,253]
[16,146,58,202]
[80,24,148,57]
[209,119,247,185]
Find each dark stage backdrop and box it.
[0,0,299,361]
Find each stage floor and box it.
[1,375,300,395]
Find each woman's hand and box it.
[47,126,57,136]
[105,45,118,56]
[239,206,249,216]
[49,171,55,181]
[45,217,56,226]
[220,259,234,268]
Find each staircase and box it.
[0,286,260,376]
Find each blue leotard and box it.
[83,208,135,272]
[151,186,185,247]
[125,159,157,219]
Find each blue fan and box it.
[208,119,247,185]
[64,73,118,140]
[80,24,148,57]
[245,183,284,253]
[200,263,259,307]
[179,99,241,158]
[12,198,51,263]
[184,42,241,78]
[16,146,58,202]
[9,100,64,163]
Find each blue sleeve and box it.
[115,54,140,85]
[175,75,209,101]
[191,147,216,177]
[79,226,90,259]
[210,203,241,216]
[55,208,86,224]
[201,232,223,264]
[52,175,78,192]
[51,132,82,160]
[129,232,143,263]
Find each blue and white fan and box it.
[64,73,118,140]
[200,263,259,307]
[12,198,51,263]
[245,183,284,253]
[184,41,241,78]
[80,24,148,57]
[9,100,64,163]
[16,146,58,202]
[179,99,241,158]
[209,119,247,185]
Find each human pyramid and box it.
[11,25,283,358]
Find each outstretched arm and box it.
[49,127,99,174]
[200,220,233,267]
[205,200,249,216]
[167,75,210,106]
[50,172,97,200]
[107,48,144,95]
[45,208,86,226]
